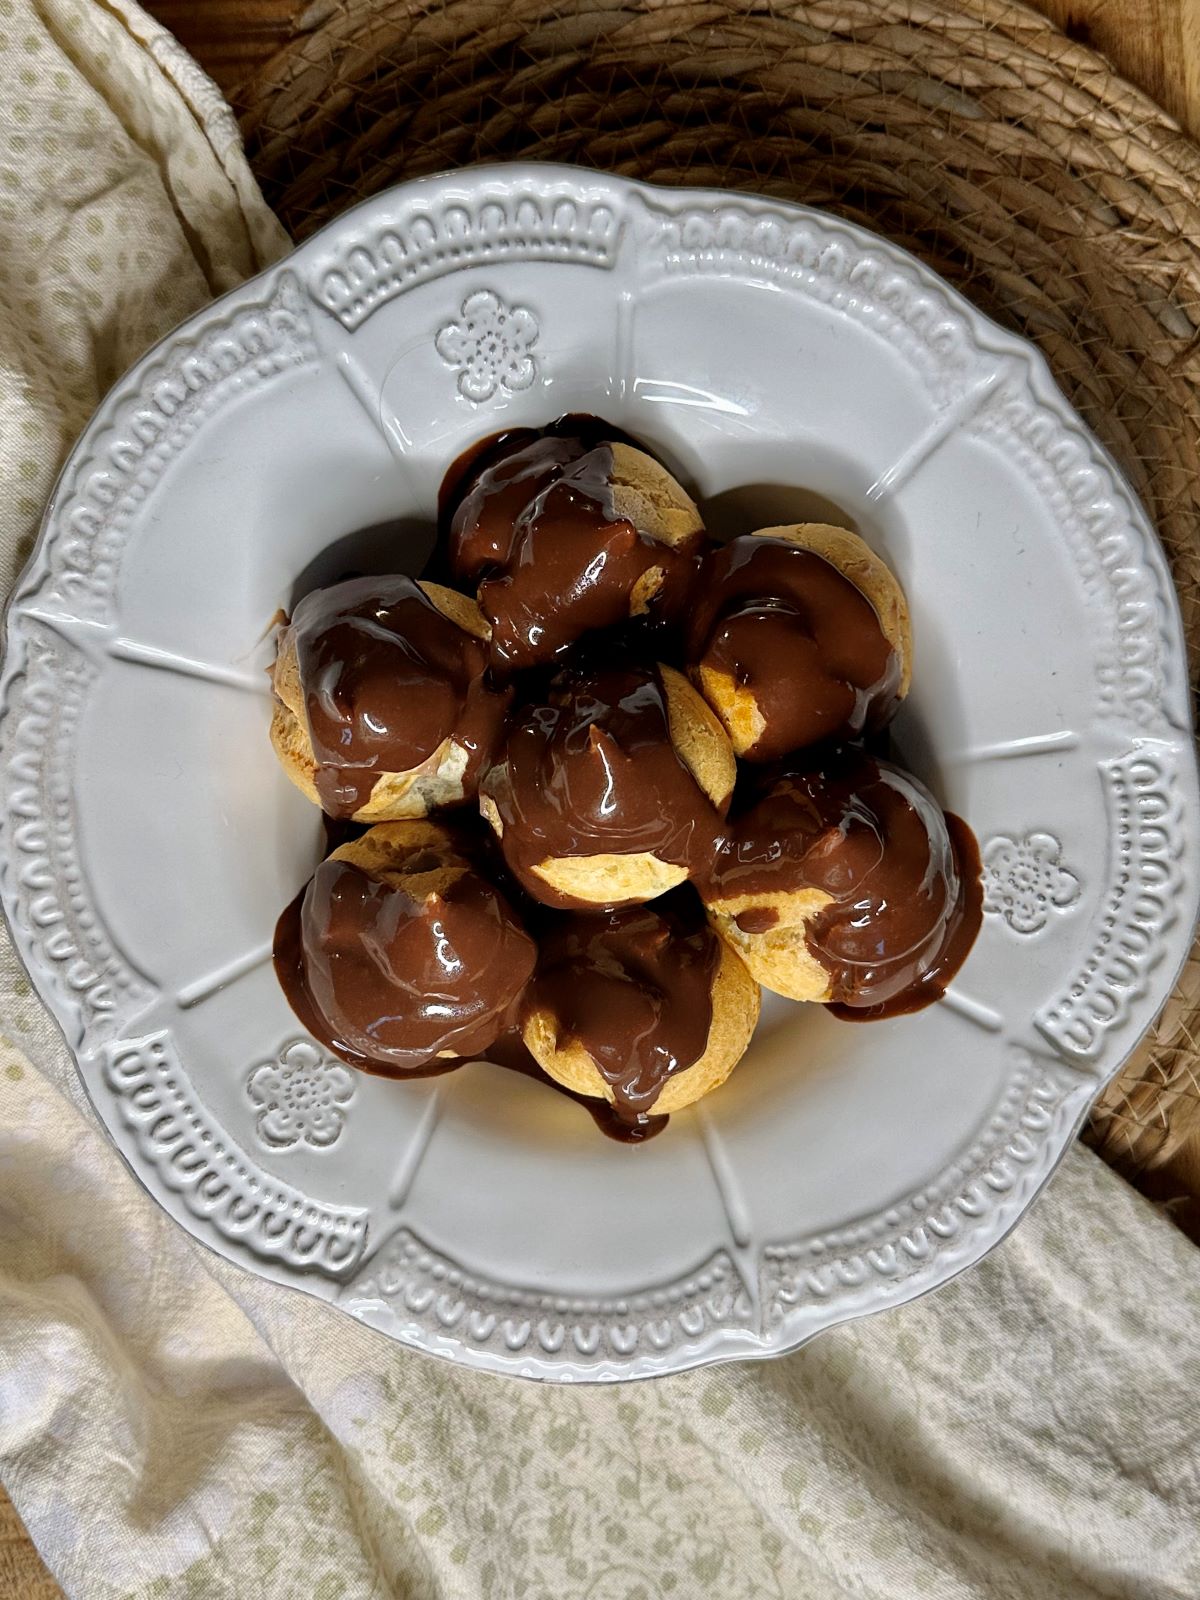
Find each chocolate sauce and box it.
[270,420,989,1141]
[446,431,593,582]
[687,536,901,759]
[275,883,666,1140]
[526,892,719,1128]
[288,575,508,818]
[734,905,779,934]
[439,415,641,564]
[710,749,981,1014]
[273,833,537,1075]
[445,422,702,672]
[320,814,368,856]
[485,1030,668,1142]
[827,813,982,1020]
[482,663,728,908]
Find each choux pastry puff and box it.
[480,661,735,910]
[447,426,705,671]
[270,574,509,821]
[274,819,536,1072]
[687,523,911,761]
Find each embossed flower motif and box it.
[434,289,539,402]
[247,1039,355,1149]
[982,832,1081,935]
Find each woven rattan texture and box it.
[236,0,1200,1175]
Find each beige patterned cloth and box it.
[1,4,1199,1597]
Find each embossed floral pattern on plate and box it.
[247,1038,356,1150]
[1,166,1195,1382]
[435,288,539,402]
[982,832,1081,935]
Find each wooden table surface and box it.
[2,3,1198,1595]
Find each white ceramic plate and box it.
[2,165,1196,1382]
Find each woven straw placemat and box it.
[235,0,1200,1180]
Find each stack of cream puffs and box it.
[270,417,980,1138]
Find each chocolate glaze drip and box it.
[828,813,982,1021]
[710,749,981,1014]
[438,415,634,544]
[320,814,368,855]
[278,813,673,1140]
[482,663,728,909]
[270,420,989,1143]
[526,892,719,1128]
[687,535,901,759]
[276,872,666,1140]
[288,574,508,818]
[734,905,779,934]
[445,421,702,672]
[485,1029,669,1143]
[273,833,536,1074]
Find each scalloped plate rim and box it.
[0,163,1196,1382]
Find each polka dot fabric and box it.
[0,0,287,583]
